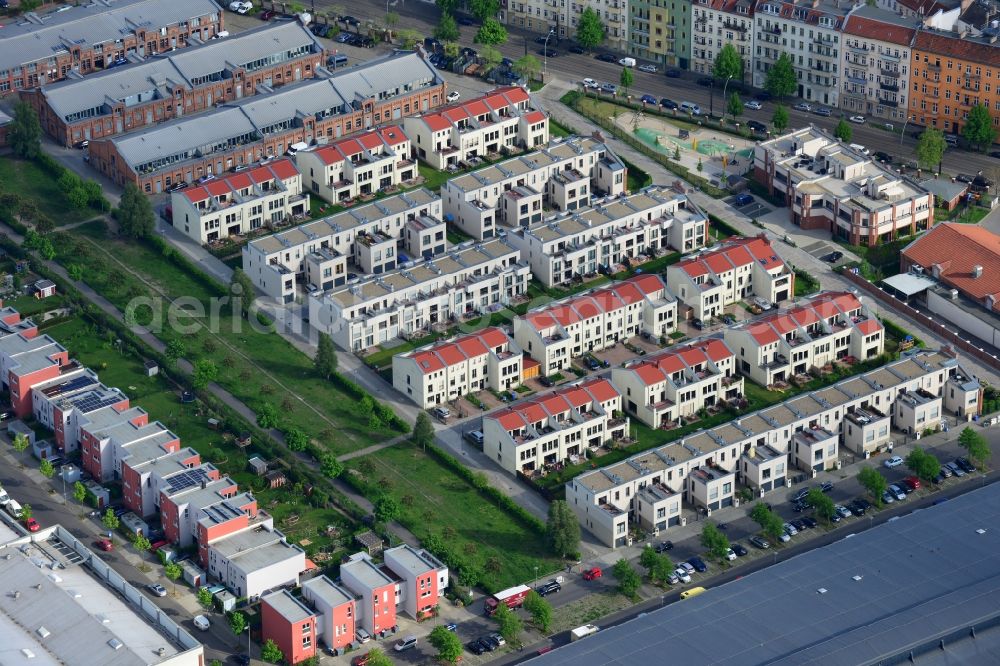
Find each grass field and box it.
[0,157,103,226]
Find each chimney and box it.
[973,265,983,278]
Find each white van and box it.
[193,615,211,631]
[5,500,23,519]
[680,101,702,115]
[618,57,636,67]
[0,487,9,506]
[394,636,418,652]
[286,141,309,156]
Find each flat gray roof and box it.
[302,575,354,607]
[531,483,1000,666]
[882,272,937,297]
[261,589,312,624]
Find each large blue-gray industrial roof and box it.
[530,482,1000,666]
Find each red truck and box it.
[484,584,532,616]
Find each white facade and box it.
[383,545,449,619]
[691,0,756,84]
[505,0,628,50]
[840,7,917,122]
[207,525,305,600]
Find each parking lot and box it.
[726,194,771,220]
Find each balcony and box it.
[880,69,899,78]
[722,20,747,32]
[879,81,899,92]
[926,62,941,71]
[877,98,899,108]
[761,354,789,370]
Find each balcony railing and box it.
[879,81,899,92]
[880,69,899,78]
[877,98,899,108]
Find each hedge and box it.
[331,373,410,433]
[707,213,743,239]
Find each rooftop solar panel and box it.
[68,390,123,414]
[164,467,212,495]
[40,374,97,398]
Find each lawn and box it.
[418,164,453,192]
[345,442,562,592]
[549,118,576,138]
[364,331,446,371]
[0,157,104,226]
[51,222,397,455]
[793,268,821,297]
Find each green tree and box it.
[481,45,503,72]
[958,426,991,468]
[397,28,422,50]
[374,494,401,523]
[700,522,730,561]
[613,558,641,597]
[546,499,580,558]
[912,129,944,175]
[428,625,463,662]
[164,339,185,367]
[764,512,785,542]
[320,454,344,479]
[513,54,541,82]
[713,44,744,83]
[523,590,553,633]
[806,488,836,523]
[834,118,853,143]
[230,268,255,317]
[384,11,399,35]
[20,503,32,520]
[8,100,42,160]
[765,53,797,99]
[905,446,941,482]
[256,402,280,429]
[164,561,182,595]
[639,544,658,570]
[39,458,55,478]
[444,41,461,58]
[857,465,888,505]
[197,586,214,608]
[474,17,506,45]
[413,411,435,450]
[261,638,284,664]
[493,603,523,645]
[228,611,247,636]
[102,508,120,531]
[73,480,88,503]
[649,554,674,584]
[11,433,29,454]
[192,359,218,390]
[620,66,634,97]
[727,92,743,122]
[436,0,460,15]
[435,13,460,42]
[962,103,997,151]
[284,426,309,452]
[67,264,85,281]
[117,182,155,239]
[576,7,606,51]
[470,0,500,21]
[133,532,151,553]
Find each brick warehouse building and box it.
[87,51,446,193]
[0,0,224,95]
[22,21,325,147]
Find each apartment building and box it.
[383,545,449,619]
[894,388,944,434]
[81,415,182,484]
[790,425,839,473]
[752,0,849,106]
[404,86,549,169]
[308,238,530,351]
[611,337,743,428]
[908,28,1000,141]
[507,187,708,287]
[78,404,149,480]
[242,189,442,303]
[506,0,628,49]
[754,127,934,246]
[23,21,324,147]
[88,52,446,193]
[29,365,99,429]
[170,159,308,244]
[483,378,628,475]
[295,126,415,204]
[0,332,73,418]
[690,0,757,85]
[666,235,792,320]
[723,291,885,387]
[159,475,253,547]
[629,0,693,67]
[441,136,627,240]
[840,7,918,123]
[567,348,979,547]
[120,446,204,518]
[51,385,131,453]
[393,327,524,408]
[0,0,224,95]
[339,552,399,635]
[301,576,358,653]
[207,525,306,600]
[261,590,317,665]
[513,275,678,374]
[842,405,892,455]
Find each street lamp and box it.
[61,465,69,501]
[543,29,555,77]
[722,74,735,115]
[900,114,916,146]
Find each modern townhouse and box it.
[90,418,183,484]
[441,135,627,240]
[513,275,678,375]
[752,0,849,107]
[723,291,885,387]
[403,86,549,169]
[242,189,442,302]
[159,475,254,547]
[261,590,318,665]
[308,237,530,351]
[88,52,446,193]
[29,365,99,429]
[339,552,399,636]
[567,348,980,546]
[840,7,918,123]
[507,187,708,287]
[506,0,628,49]
[629,0,694,67]
[383,545,449,619]
[0,0,224,95]
[78,404,149,480]
[690,0,757,85]
[23,21,324,147]
[0,306,38,341]
[753,127,935,246]
[0,333,74,418]
[52,385,132,453]
[170,158,308,244]
[484,378,628,476]
[666,235,793,320]
[121,446,204,518]
[392,327,524,408]
[611,337,744,429]
[295,125,415,204]
[207,524,306,600]
[300,576,358,654]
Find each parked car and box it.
[818,481,833,493]
[446,91,461,103]
[466,639,488,655]
[582,78,599,89]
[691,318,704,330]
[732,543,748,557]
[538,48,559,57]
[638,64,658,73]
[465,431,484,445]
[640,94,658,105]
[24,518,39,532]
[665,68,682,77]
[193,615,211,631]
[793,102,812,112]
[259,8,277,20]
[724,548,737,561]
[94,538,113,552]
[687,556,708,573]
[748,535,770,549]
[536,580,561,596]
[660,98,678,110]
[881,490,896,504]
[355,629,372,644]
[595,53,617,63]
[696,76,714,87]
[432,407,450,420]
[584,355,601,370]
[848,115,866,123]
[655,540,673,553]
[883,455,904,469]
[582,566,603,580]
[946,461,965,477]
[744,100,762,110]
[569,44,586,54]
[394,636,418,652]
[903,476,921,491]
[733,193,754,207]
[538,376,555,387]
[939,464,953,478]
[488,633,506,649]
[679,562,695,574]
[747,120,768,134]
[835,504,852,519]
[813,106,833,116]
[956,457,976,473]
[752,296,773,310]
[674,568,691,583]
[792,488,810,503]
[792,500,807,513]
[601,83,618,94]
[801,516,818,529]
[228,1,252,14]
[822,251,844,263]
[790,519,807,532]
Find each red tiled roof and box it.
[913,30,1000,69]
[627,338,735,386]
[677,236,783,279]
[581,378,620,403]
[856,318,882,335]
[743,292,864,345]
[305,127,409,166]
[902,223,1000,311]
[405,327,512,374]
[420,113,452,132]
[523,275,667,332]
[485,378,620,431]
[180,158,299,204]
[416,86,531,133]
[523,110,546,125]
[747,322,780,346]
[495,410,527,431]
[842,15,917,45]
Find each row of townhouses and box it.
[0,306,307,601]
[261,545,448,662]
[565,346,981,547]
